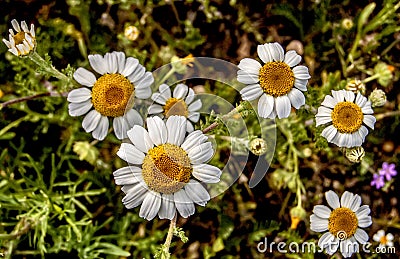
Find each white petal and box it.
[257,94,274,118]
[340,239,357,258]
[363,115,375,129]
[67,88,92,103]
[173,83,189,99]
[105,52,118,73]
[271,42,285,61]
[147,116,167,145]
[293,66,311,80]
[30,24,35,37]
[237,70,259,84]
[344,90,355,102]
[166,116,187,146]
[186,120,194,133]
[148,104,164,114]
[152,92,168,105]
[88,54,107,75]
[192,164,221,183]
[159,83,172,100]
[113,166,142,185]
[310,214,329,232]
[135,71,154,89]
[318,232,335,248]
[117,143,145,164]
[158,194,176,220]
[188,99,202,112]
[135,85,152,99]
[188,142,214,164]
[92,116,109,140]
[321,125,338,142]
[121,57,139,77]
[340,191,355,209]
[122,184,147,209]
[355,205,370,218]
[349,194,361,211]
[174,189,195,218]
[185,180,210,206]
[114,52,126,75]
[358,126,368,143]
[21,21,29,32]
[11,19,21,32]
[361,103,374,115]
[288,88,305,109]
[188,112,200,122]
[73,68,97,87]
[68,101,93,117]
[127,125,153,153]
[325,238,339,255]
[113,116,129,140]
[240,84,263,101]
[139,191,162,220]
[354,228,369,244]
[284,50,301,67]
[2,38,12,48]
[125,109,143,127]
[237,58,262,75]
[321,95,338,108]
[181,130,208,152]
[358,216,372,228]
[82,109,101,132]
[355,93,367,107]
[325,190,340,209]
[257,44,273,63]
[275,95,291,119]
[185,88,195,104]
[294,78,308,91]
[128,64,145,83]
[316,106,333,118]
[315,115,332,127]
[332,90,345,102]
[313,205,331,218]
[386,233,394,241]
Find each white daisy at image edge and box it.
[148,83,202,132]
[310,190,372,258]
[237,42,311,119]
[113,115,222,220]
[67,51,154,140]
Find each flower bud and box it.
[368,88,386,107]
[249,138,267,156]
[345,79,365,95]
[290,207,306,230]
[345,146,365,163]
[374,62,393,87]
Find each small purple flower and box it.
[371,174,385,189]
[379,162,397,181]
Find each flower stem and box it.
[163,213,177,254]
[1,92,49,109]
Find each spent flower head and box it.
[3,19,36,56]
[315,90,376,148]
[67,51,153,140]
[345,79,365,95]
[378,162,397,181]
[124,25,139,41]
[310,190,372,258]
[113,116,222,220]
[368,88,386,107]
[237,42,311,119]
[249,137,267,156]
[345,146,365,163]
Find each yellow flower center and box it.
[328,207,358,239]
[91,74,134,117]
[331,102,363,133]
[14,31,27,45]
[380,235,388,245]
[163,97,189,118]
[259,62,295,97]
[142,143,192,194]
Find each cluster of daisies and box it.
[4,20,395,258]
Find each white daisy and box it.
[148,83,201,132]
[2,19,36,56]
[315,90,376,148]
[237,42,311,119]
[113,115,222,220]
[373,230,394,248]
[310,190,372,258]
[67,51,153,140]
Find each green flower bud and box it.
[368,88,386,107]
[374,62,393,87]
[341,18,354,30]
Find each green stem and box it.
[163,213,177,256]
[157,67,176,87]
[362,73,380,84]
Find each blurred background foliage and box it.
[0,0,399,258]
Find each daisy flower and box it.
[148,83,202,132]
[3,19,36,56]
[315,90,376,148]
[67,51,153,140]
[113,115,222,220]
[237,42,311,119]
[378,162,397,181]
[310,190,372,258]
[373,230,394,248]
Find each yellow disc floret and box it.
[142,143,192,194]
[328,207,358,238]
[163,97,189,118]
[259,62,295,97]
[91,73,134,117]
[331,102,363,133]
